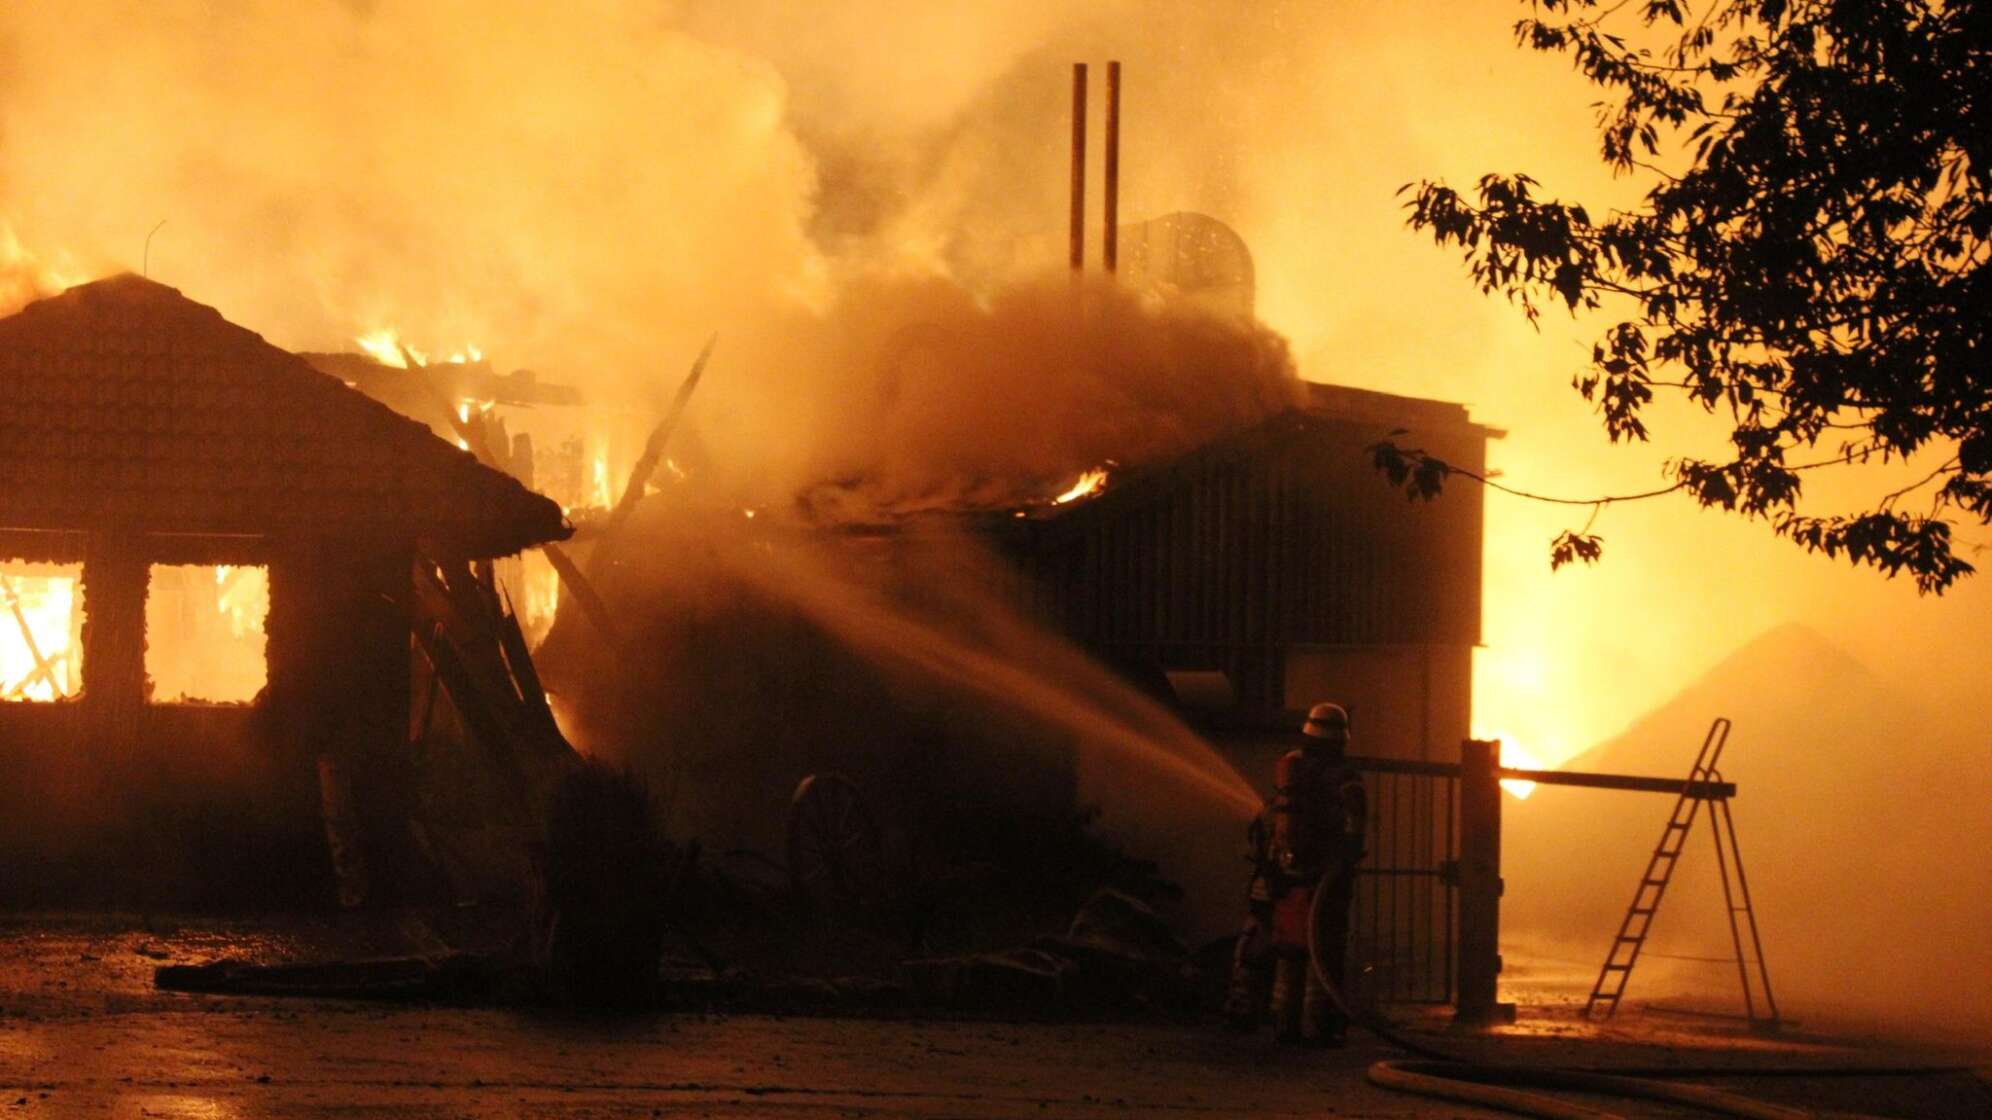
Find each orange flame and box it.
[590,453,613,508]
[0,219,92,316]
[356,328,484,370]
[355,328,418,368]
[1052,465,1111,505]
[1476,731,1551,800]
[0,568,82,702]
[211,565,270,640]
[144,564,268,704]
[518,549,562,644]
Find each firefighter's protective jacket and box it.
[1269,748,1366,884]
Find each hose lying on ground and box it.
[1305,881,1953,1119]
[1365,1059,1810,1120]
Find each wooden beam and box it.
[1346,755,1737,800]
[1499,767,1736,800]
[403,345,622,653]
[0,573,63,698]
[586,335,716,577]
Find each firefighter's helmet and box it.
[1302,702,1351,741]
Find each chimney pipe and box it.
[1103,61,1121,275]
[1070,63,1087,274]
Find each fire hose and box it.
[1303,880,1953,1120]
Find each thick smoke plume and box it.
[0,0,817,372]
[684,274,1299,515]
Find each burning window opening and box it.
[0,562,83,703]
[143,564,270,705]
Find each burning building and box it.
[786,374,1494,772]
[999,380,1492,966]
[0,275,568,902]
[529,359,1492,951]
[1000,380,1491,767]
[0,242,1487,937]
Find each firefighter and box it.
[1223,810,1276,1030]
[1227,701,1367,1044]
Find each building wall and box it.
[1016,408,1487,729]
[1283,643,1472,763]
[992,405,1486,940]
[0,531,411,904]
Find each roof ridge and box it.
[0,278,569,557]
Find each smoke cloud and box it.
[3,0,1985,1036]
[684,274,1299,514]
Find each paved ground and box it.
[1,914,1985,1118]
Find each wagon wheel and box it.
[786,773,889,917]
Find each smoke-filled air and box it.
[2,0,1986,1041]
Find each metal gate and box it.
[1348,758,1458,1005]
[1341,741,1741,1023]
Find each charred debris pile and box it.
[393,355,1203,1016]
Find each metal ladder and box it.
[1584,717,1779,1029]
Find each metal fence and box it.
[1340,744,1736,1019]
[1349,761,1458,1005]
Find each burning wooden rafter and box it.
[586,333,715,576]
[398,341,625,654]
[413,561,552,745]
[0,572,66,700]
[409,552,579,818]
[406,334,716,656]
